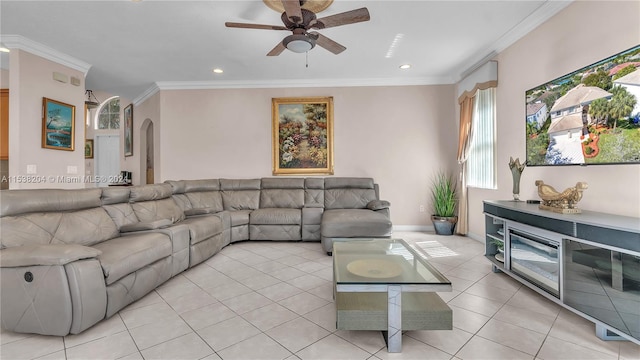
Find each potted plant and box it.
[490,238,504,253]
[430,171,458,235]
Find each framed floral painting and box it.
[272,97,334,175]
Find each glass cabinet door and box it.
[563,239,640,341]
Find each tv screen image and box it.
[526,44,640,166]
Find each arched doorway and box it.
[140,118,154,184]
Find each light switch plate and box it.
[67,166,78,174]
[26,165,37,174]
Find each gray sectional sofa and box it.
[0,177,391,336]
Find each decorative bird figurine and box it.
[534,180,588,213]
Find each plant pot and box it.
[431,215,458,236]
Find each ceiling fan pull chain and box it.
[306,51,309,68]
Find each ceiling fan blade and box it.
[311,32,346,54]
[281,0,303,23]
[312,7,370,29]
[267,41,286,56]
[225,22,288,31]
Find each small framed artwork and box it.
[42,97,75,151]
[85,139,94,159]
[272,96,334,175]
[124,103,133,157]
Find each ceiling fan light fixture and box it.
[283,34,315,53]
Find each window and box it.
[95,97,120,130]
[467,87,496,189]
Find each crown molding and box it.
[0,34,92,76]
[132,77,452,105]
[455,0,573,83]
[154,76,455,92]
[133,83,160,107]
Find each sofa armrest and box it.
[184,208,216,216]
[119,219,172,233]
[147,224,191,275]
[367,200,391,211]
[0,244,102,267]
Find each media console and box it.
[483,200,640,344]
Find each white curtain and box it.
[456,61,498,235]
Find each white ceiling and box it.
[0,0,572,102]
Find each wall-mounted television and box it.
[526,44,640,166]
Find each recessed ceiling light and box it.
[212,68,223,74]
[399,64,411,70]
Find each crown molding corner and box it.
[0,34,92,76]
[132,83,160,106]
[454,0,573,84]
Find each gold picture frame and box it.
[272,97,334,175]
[42,97,75,151]
[124,103,133,157]
[85,139,94,159]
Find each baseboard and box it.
[467,232,484,242]
[392,225,434,232]
[392,226,484,243]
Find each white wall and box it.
[138,85,457,227]
[467,0,640,238]
[8,50,86,189]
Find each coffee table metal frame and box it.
[333,238,452,353]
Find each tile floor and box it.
[1,232,639,360]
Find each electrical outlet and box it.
[419,205,425,213]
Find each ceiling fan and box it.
[225,0,370,56]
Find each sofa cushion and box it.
[321,209,392,238]
[250,208,301,225]
[181,216,224,244]
[229,210,251,226]
[261,178,304,189]
[324,177,374,190]
[165,180,187,194]
[0,208,119,249]
[220,179,260,210]
[186,192,224,213]
[325,189,378,209]
[101,188,131,205]
[0,188,102,217]
[260,189,304,209]
[132,198,184,224]
[102,203,139,229]
[129,184,173,202]
[185,179,220,192]
[93,232,172,285]
[221,191,259,211]
[304,178,325,208]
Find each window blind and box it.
[467,88,496,189]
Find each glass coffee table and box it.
[333,238,452,352]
